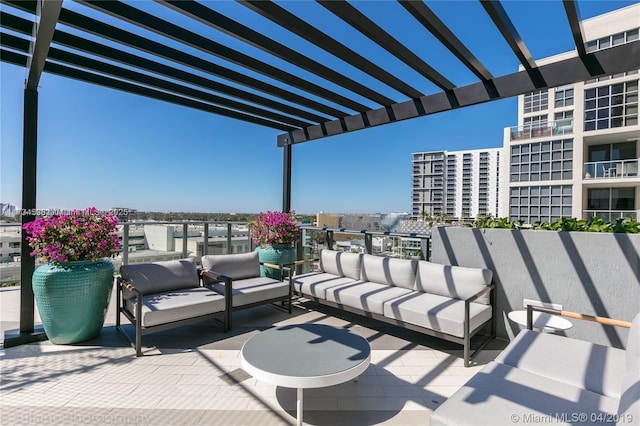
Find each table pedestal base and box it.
[297,388,303,426]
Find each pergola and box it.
[1,0,639,345]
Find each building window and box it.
[584,80,638,131]
[524,90,548,113]
[510,139,573,182]
[509,185,572,224]
[523,115,548,131]
[555,86,574,108]
[586,187,636,222]
[586,28,639,53]
[586,70,638,85]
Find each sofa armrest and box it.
[283,258,319,268]
[526,305,632,330]
[118,277,142,296]
[464,284,494,304]
[463,284,495,335]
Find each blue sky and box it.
[1,0,636,214]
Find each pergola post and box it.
[19,88,38,334]
[282,143,292,212]
[3,88,47,346]
[4,0,62,347]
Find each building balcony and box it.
[509,120,573,141]
[583,158,639,180]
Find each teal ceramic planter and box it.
[255,245,296,280]
[32,260,114,344]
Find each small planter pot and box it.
[32,260,114,344]
[255,245,296,280]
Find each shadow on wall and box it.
[431,226,639,348]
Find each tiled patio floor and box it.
[0,287,506,425]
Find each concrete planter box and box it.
[430,226,639,348]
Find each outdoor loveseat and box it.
[431,306,639,425]
[117,254,293,356]
[291,249,495,367]
[117,258,226,356]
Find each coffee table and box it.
[240,324,371,426]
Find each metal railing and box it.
[299,225,431,263]
[509,120,573,141]
[583,158,639,179]
[0,221,432,286]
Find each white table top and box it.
[240,324,371,389]
[508,310,573,331]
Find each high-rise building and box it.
[503,4,639,224]
[411,148,503,221]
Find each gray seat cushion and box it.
[209,276,289,307]
[360,254,417,290]
[415,260,493,304]
[431,362,619,426]
[496,329,626,399]
[201,252,260,283]
[292,272,359,298]
[383,291,492,338]
[319,249,363,280]
[120,258,199,299]
[325,281,414,315]
[126,287,225,327]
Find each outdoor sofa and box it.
[431,306,639,425]
[290,249,495,367]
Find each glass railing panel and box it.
[0,223,22,286]
[509,120,574,141]
[583,158,639,179]
[583,210,637,222]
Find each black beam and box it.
[480,0,545,87]
[57,51,312,128]
[0,48,296,131]
[1,32,311,128]
[563,0,587,57]
[25,0,62,90]
[28,4,349,119]
[160,0,397,106]
[277,41,640,145]
[318,0,455,91]
[0,11,329,124]
[398,0,493,81]
[239,0,424,100]
[77,0,369,113]
[282,144,292,213]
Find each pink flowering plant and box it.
[249,211,300,247]
[23,207,120,265]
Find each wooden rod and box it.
[560,311,632,328]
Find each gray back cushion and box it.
[618,312,640,421]
[201,251,260,281]
[319,249,362,280]
[360,254,417,289]
[416,261,493,304]
[120,258,199,298]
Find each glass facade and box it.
[509,185,573,223]
[584,80,638,131]
[524,90,548,113]
[586,28,639,53]
[510,139,573,182]
[554,86,574,108]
